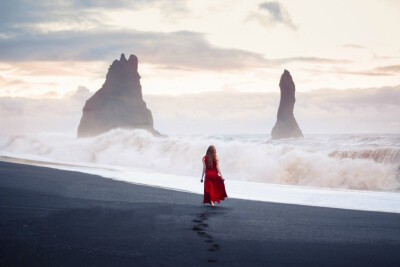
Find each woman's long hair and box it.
[205,145,217,168]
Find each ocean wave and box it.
[0,129,399,191]
[329,148,400,164]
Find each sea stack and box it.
[77,53,159,137]
[271,70,303,139]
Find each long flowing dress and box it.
[203,155,228,204]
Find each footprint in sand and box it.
[191,209,222,263]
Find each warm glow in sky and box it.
[1,0,400,97]
[0,0,399,134]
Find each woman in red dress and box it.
[201,145,228,206]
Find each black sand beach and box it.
[1,161,400,266]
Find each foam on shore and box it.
[1,129,399,191]
[1,155,399,214]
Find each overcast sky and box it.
[0,0,399,134]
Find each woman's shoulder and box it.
[202,155,206,162]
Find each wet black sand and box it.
[1,161,400,266]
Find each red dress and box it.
[203,155,228,204]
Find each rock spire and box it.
[77,53,159,137]
[271,69,303,139]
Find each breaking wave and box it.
[329,148,400,164]
[0,129,399,191]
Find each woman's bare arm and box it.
[201,157,206,182]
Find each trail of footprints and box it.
[192,210,220,263]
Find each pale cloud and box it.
[246,1,297,30]
[296,86,400,110]
[295,86,400,134]
[338,44,397,61]
[328,65,400,77]
[0,86,92,135]
[0,0,400,100]
[64,86,92,101]
[0,74,25,87]
[0,30,269,70]
[274,57,351,65]
[147,85,400,134]
[0,28,353,72]
[0,0,188,34]
[375,65,400,74]
[339,44,369,49]
[0,62,106,98]
[1,85,399,135]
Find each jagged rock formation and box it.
[77,53,159,137]
[271,70,303,139]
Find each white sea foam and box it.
[0,129,399,191]
[1,157,399,213]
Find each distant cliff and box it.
[271,70,303,139]
[77,53,159,137]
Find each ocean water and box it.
[0,129,399,192]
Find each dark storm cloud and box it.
[246,1,297,30]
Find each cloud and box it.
[246,1,297,30]
[145,85,400,134]
[297,86,400,110]
[0,86,91,135]
[381,0,400,10]
[0,0,188,35]
[0,28,351,70]
[1,0,364,72]
[302,62,400,77]
[3,84,398,135]
[294,86,400,133]
[0,74,24,86]
[327,65,400,77]
[338,44,396,61]
[0,1,99,35]
[69,0,189,17]
[374,65,400,73]
[333,69,393,77]
[274,57,351,64]
[0,29,269,70]
[0,0,232,70]
[64,86,92,101]
[339,44,368,49]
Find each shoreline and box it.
[1,155,400,214]
[1,161,400,266]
